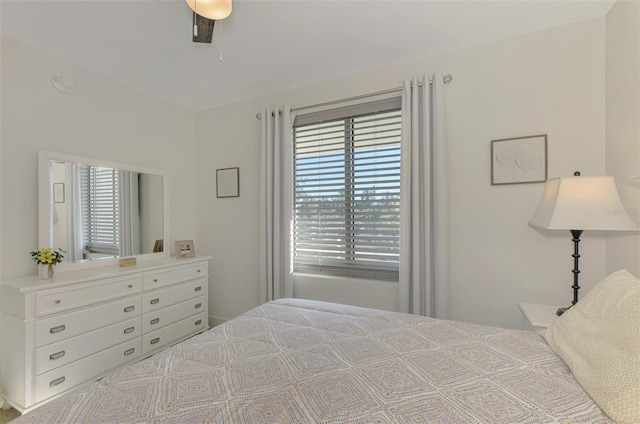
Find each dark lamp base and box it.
[556,305,574,316]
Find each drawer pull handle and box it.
[150,298,160,305]
[150,318,160,325]
[194,303,202,309]
[151,337,160,345]
[50,325,65,334]
[127,284,133,288]
[49,351,65,360]
[124,306,135,313]
[50,376,65,387]
[124,327,135,334]
[194,286,202,292]
[54,299,61,304]
[153,279,158,283]
[195,319,202,326]
[197,269,201,273]
[124,348,135,356]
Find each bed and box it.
[8,296,616,424]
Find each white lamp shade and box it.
[529,175,639,231]
[186,0,232,20]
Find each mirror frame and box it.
[38,150,170,271]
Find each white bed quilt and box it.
[12,298,612,423]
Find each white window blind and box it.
[293,98,401,281]
[80,165,119,254]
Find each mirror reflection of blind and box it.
[293,99,401,281]
[80,165,119,254]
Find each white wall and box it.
[196,18,608,329]
[0,36,198,279]
[605,0,640,277]
[1,14,619,332]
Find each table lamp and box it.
[529,172,639,315]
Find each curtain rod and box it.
[256,74,452,119]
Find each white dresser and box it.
[0,256,210,412]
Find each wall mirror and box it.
[39,151,170,270]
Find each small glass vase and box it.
[39,263,56,280]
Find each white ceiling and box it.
[1,0,615,111]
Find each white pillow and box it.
[542,269,640,424]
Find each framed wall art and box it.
[216,167,240,198]
[491,134,547,185]
[53,182,65,203]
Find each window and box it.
[80,165,119,255]
[292,98,401,281]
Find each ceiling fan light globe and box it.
[186,0,232,20]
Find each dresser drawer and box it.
[143,263,207,291]
[36,276,142,317]
[35,296,141,347]
[35,316,141,375]
[34,338,141,404]
[142,279,207,314]
[143,311,207,354]
[143,295,206,333]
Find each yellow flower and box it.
[31,247,65,265]
[38,248,50,262]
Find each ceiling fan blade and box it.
[193,12,215,44]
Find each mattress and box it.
[12,298,612,423]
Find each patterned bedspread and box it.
[13,298,611,423]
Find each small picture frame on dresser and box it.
[153,239,164,253]
[175,240,196,259]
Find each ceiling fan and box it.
[185,0,232,44]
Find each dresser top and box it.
[1,256,212,292]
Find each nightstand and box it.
[518,302,561,331]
